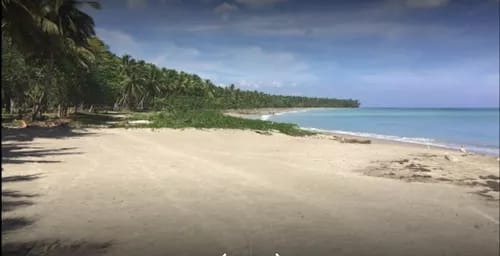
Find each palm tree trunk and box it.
[31,91,45,121]
[4,87,12,113]
[10,98,16,115]
[113,97,120,111]
[63,105,68,117]
[57,104,62,118]
[138,95,145,111]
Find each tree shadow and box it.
[1,217,35,233]
[2,200,35,212]
[2,174,42,233]
[2,240,112,256]
[2,143,82,165]
[1,126,96,143]
[2,190,39,198]
[2,173,43,183]
[2,190,39,212]
[2,127,112,255]
[1,176,113,255]
[2,127,91,166]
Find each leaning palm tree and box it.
[46,0,100,69]
[1,0,46,55]
[2,0,101,120]
[2,0,100,58]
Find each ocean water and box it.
[266,108,500,155]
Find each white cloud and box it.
[235,0,287,8]
[126,0,148,9]
[170,13,458,41]
[151,45,316,89]
[405,0,450,8]
[159,1,462,40]
[95,28,141,56]
[213,2,239,19]
[356,58,499,91]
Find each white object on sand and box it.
[459,146,467,153]
[128,120,151,125]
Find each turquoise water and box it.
[267,108,499,155]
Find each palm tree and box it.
[115,55,145,110]
[138,64,163,110]
[2,0,100,57]
[2,0,46,55]
[2,0,100,119]
[49,0,100,46]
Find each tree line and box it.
[1,0,359,121]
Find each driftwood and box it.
[340,137,371,144]
[255,130,272,135]
[312,134,371,144]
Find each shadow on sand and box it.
[2,127,111,255]
[1,126,96,142]
[1,144,82,165]
[1,126,92,165]
[2,240,112,256]
[1,174,41,233]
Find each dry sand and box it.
[2,127,499,256]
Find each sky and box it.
[87,0,499,107]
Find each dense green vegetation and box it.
[147,110,314,136]
[1,0,359,128]
[47,110,314,136]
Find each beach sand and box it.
[2,127,499,255]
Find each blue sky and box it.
[87,0,499,107]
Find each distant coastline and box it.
[228,107,500,156]
[224,107,322,119]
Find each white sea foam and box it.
[303,127,499,155]
[274,109,314,116]
[259,108,318,120]
[260,114,271,120]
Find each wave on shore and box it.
[260,109,316,121]
[303,127,499,156]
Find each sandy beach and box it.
[2,127,499,255]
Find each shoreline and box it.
[307,128,499,157]
[225,108,499,157]
[223,107,323,119]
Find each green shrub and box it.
[148,110,314,136]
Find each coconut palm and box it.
[115,55,145,110]
[137,64,164,110]
[2,0,47,55]
[2,0,100,119]
[2,0,100,57]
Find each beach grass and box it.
[147,110,315,136]
[69,112,120,126]
[60,109,314,136]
